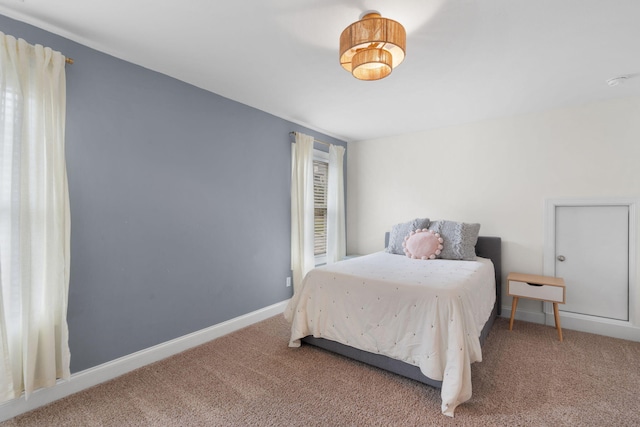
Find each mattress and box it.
[285,251,496,416]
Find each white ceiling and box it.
[1,0,639,142]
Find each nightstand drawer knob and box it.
[557,255,566,262]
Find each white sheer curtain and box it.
[326,145,345,264]
[0,32,71,402]
[285,133,346,322]
[284,132,315,321]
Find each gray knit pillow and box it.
[386,218,430,255]
[428,220,480,260]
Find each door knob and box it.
[557,255,566,262]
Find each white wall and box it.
[346,96,640,318]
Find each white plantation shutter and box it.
[313,159,329,256]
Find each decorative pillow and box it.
[428,220,480,260]
[403,229,444,260]
[385,218,430,255]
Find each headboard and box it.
[384,232,502,315]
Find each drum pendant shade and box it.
[339,12,406,81]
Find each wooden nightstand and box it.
[507,272,566,341]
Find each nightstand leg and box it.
[553,302,563,342]
[509,297,519,331]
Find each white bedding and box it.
[285,251,496,417]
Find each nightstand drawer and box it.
[508,280,565,303]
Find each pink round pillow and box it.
[402,229,444,260]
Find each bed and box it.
[286,233,501,416]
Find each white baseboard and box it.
[545,311,640,342]
[0,299,290,423]
[499,305,545,324]
[501,305,640,342]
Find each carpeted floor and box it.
[2,315,639,426]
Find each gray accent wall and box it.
[0,14,347,373]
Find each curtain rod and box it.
[65,57,74,64]
[289,131,331,148]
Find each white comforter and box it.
[285,252,496,417]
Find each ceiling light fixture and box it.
[339,11,406,81]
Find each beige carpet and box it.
[2,316,640,426]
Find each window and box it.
[313,150,329,265]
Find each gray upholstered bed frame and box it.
[301,235,502,388]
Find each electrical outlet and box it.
[286,277,292,287]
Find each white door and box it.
[555,205,629,320]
